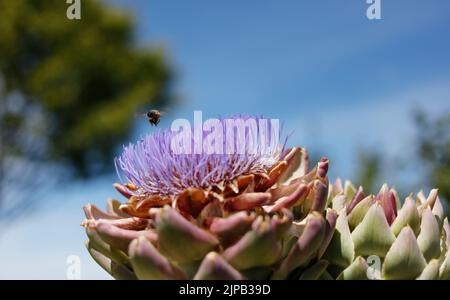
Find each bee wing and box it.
[134,112,147,118]
[159,107,172,115]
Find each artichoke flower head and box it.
[113,115,288,219]
[82,115,335,279]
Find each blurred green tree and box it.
[354,148,381,195]
[0,0,173,219]
[352,111,450,214]
[415,111,450,207]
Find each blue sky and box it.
[122,0,450,181]
[1,0,450,279]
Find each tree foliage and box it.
[353,110,450,213]
[415,111,450,206]
[354,148,381,195]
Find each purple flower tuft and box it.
[115,115,286,196]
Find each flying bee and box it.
[135,109,164,126]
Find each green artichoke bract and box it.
[325,181,450,280]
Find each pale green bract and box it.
[326,181,450,280]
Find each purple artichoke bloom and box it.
[114,115,287,197]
